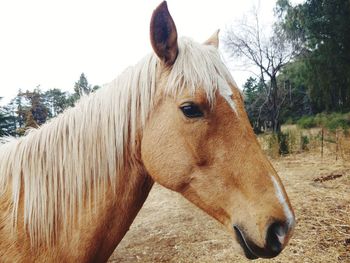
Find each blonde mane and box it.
[0,37,234,246]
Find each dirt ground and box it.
[109,151,350,262]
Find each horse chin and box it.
[233,225,259,260]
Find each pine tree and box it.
[44,88,69,118]
[277,0,350,112]
[0,97,16,137]
[74,73,92,97]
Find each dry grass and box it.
[108,151,350,263]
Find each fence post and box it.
[321,128,324,160]
[335,129,339,161]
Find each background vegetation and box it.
[1,0,350,155]
[222,0,350,156]
[0,73,100,137]
[224,0,350,135]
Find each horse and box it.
[0,1,295,262]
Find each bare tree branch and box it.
[223,8,296,133]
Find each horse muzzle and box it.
[233,221,292,260]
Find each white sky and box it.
[0,0,303,105]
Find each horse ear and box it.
[150,1,178,66]
[204,29,220,48]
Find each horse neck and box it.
[59,96,156,259]
[80,161,154,262]
[0,149,154,262]
[0,86,155,261]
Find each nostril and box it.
[266,221,288,255]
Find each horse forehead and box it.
[175,88,209,104]
[172,78,241,111]
[217,78,238,114]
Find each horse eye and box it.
[180,104,204,118]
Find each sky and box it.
[0,0,304,105]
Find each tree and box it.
[21,89,48,126]
[92,85,101,92]
[242,77,267,132]
[9,89,49,134]
[277,60,312,122]
[44,88,69,118]
[0,98,16,137]
[68,73,96,106]
[0,106,9,137]
[1,75,101,137]
[12,89,26,128]
[277,0,350,112]
[224,9,297,132]
[74,73,92,96]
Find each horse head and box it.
[141,2,295,259]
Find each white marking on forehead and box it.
[271,176,295,227]
[218,77,237,114]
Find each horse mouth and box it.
[233,226,259,260]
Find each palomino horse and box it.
[0,2,295,262]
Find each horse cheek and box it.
[141,118,191,192]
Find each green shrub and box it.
[286,129,298,153]
[266,134,280,158]
[278,132,289,155]
[325,113,350,131]
[296,112,350,131]
[285,117,294,125]
[300,135,309,151]
[297,116,317,129]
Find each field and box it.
[109,150,350,262]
